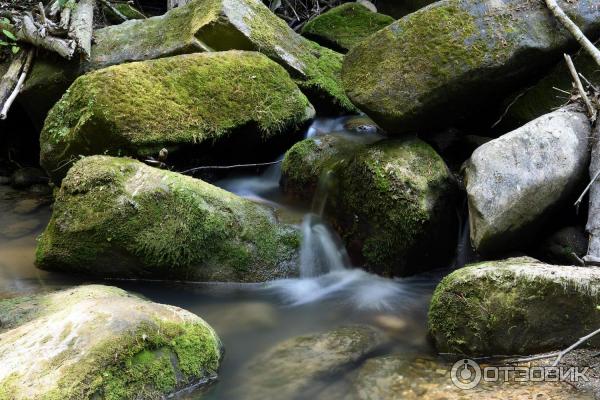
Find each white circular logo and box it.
[451,358,482,390]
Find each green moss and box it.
[114,3,146,20]
[43,320,221,400]
[302,3,394,52]
[428,258,600,355]
[36,156,300,282]
[41,51,313,182]
[0,374,18,400]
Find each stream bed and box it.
[0,118,592,399]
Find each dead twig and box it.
[564,53,597,121]
[182,160,282,174]
[552,326,600,366]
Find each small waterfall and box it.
[451,201,476,269]
[298,169,350,278]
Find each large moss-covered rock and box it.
[428,257,600,356]
[281,135,457,276]
[503,45,600,129]
[465,108,591,255]
[90,0,355,113]
[40,51,314,182]
[0,285,222,400]
[240,325,384,400]
[301,3,394,53]
[342,0,600,134]
[36,156,301,282]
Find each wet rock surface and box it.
[0,285,223,400]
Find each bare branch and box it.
[0,49,35,120]
[544,0,600,67]
[564,53,597,121]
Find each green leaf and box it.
[1,18,10,24]
[11,46,20,54]
[2,29,16,41]
[0,40,8,46]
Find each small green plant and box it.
[0,18,19,54]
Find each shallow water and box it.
[0,117,590,399]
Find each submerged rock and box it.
[0,285,222,399]
[281,135,457,276]
[10,167,48,189]
[428,257,600,355]
[90,0,355,112]
[352,355,585,400]
[36,156,301,282]
[40,51,314,182]
[465,108,591,255]
[240,325,384,400]
[342,0,600,133]
[301,3,394,53]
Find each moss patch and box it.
[302,3,394,52]
[41,51,313,182]
[36,156,300,282]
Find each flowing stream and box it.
[0,117,467,399]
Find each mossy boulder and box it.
[465,108,591,255]
[0,285,222,400]
[281,135,457,276]
[90,0,355,113]
[428,257,600,356]
[342,0,600,134]
[301,3,394,53]
[40,51,314,182]
[240,325,384,399]
[36,156,301,282]
[503,44,600,130]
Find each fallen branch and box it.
[0,49,35,120]
[59,0,74,31]
[182,160,282,174]
[564,53,596,120]
[18,13,76,59]
[68,0,95,60]
[552,326,600,366]
[544,0,600,67]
